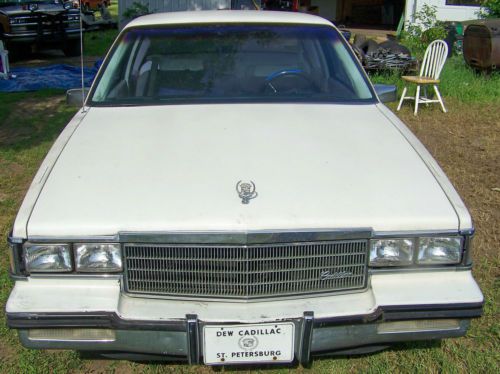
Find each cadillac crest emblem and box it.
[236,180,258,204]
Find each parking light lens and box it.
[75,243,122,272]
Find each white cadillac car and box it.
[6,10,483,365]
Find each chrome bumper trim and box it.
[3,29,81,38]
[8,302,482,363]
[186,314,199,365]
[299,311,314,365]
[6,302,483,330]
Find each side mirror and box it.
[66,88,89,107]
[374,84,397,103]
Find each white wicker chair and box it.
[397,40,448,115]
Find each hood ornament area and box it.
[236,180,258,204]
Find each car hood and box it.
[26,103,459,237]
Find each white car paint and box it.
[6,271,483,321]
[126,10,332,29]
[22,103,461,238]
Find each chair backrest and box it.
[419,40,448,79]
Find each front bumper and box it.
[3,29,80,43]
[6,271,483,364]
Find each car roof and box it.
[125,10,333,29]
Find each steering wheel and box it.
[262,68,315,94]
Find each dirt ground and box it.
[396,100,499,270]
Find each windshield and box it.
[90,24,375,106]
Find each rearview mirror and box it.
[374,84,397,103]
[66,88,89,107]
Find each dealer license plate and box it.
[203,322,295,365]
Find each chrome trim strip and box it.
[28,274,122,280]
[28,228,474,245]
[119,228,373,244]
[372,229,459,238]
[7,232,24,275]
[28,235,119,243]
[121,284,369,304]
[8,234,24,245]
[369,267,470,275]
[459,227,475,236]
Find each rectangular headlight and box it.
[417,237,462,265]
[75,243,122,272]
[370,239,414,267]
[25,244,72,273]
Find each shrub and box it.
[122,2,150,21]
[479,0,500,18]
[400,5,447,56]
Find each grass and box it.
[84,29,119,57]
[83,0,120,58]
[370,56,500,104]
[0,31,499,372]
[0,90,83,373]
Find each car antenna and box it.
[79,0,86,113]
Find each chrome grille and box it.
[124,240,368,299]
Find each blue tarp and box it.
[0,63,99,92]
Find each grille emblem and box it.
[320,270,353,281]
[236,180,258,204]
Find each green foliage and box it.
[400,5,447,57]
[421,26,448,45]
[370,56,500,104]
[122,2,150,21]
[480,0,500,18]
[83,29,119,57]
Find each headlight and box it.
[370,239,414,266]
[417,237,462,265]
[75,243,122,272]
[63,2,73,10]
[25,244,72,273]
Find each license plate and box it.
[203,322,295,365]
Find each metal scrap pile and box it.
[351,36,417,73]
[364,48,415,70]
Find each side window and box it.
[93,39,134,101]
